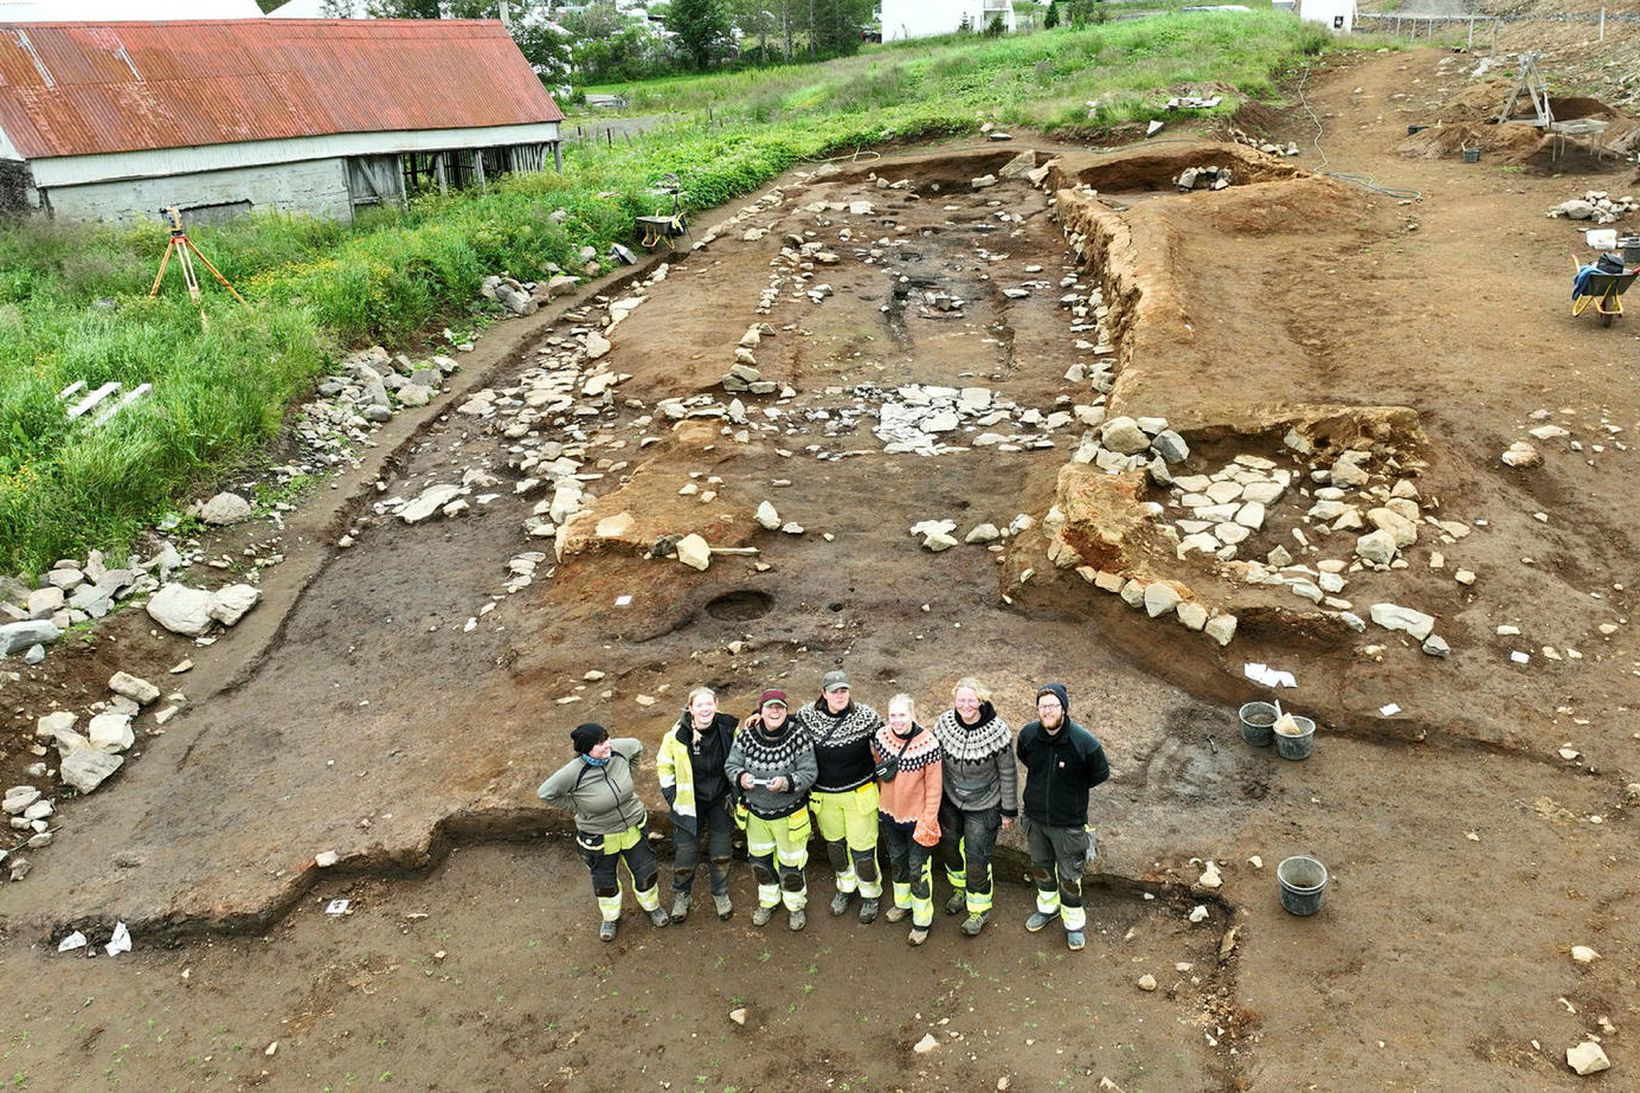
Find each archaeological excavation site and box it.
[2,40,1637,1093]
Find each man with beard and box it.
[1015,683,1110,951]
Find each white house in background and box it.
[0,19,564,224]
[881,0,1015,40]
[268,0,370,16]
[1298,0,1357,33]
[0,0,262,17]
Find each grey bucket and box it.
[1461,145,1481,164]
[1277,855,1328,916]
[1274,715,1316,761]
[1238,701,1278,747]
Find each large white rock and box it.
[210,584,261,626]
[676,534,712,571]
[1,619,61,655]
[88,712,135,752]
[1176,602,1209,631]
[108,671,160,706]
[1233,501,1266,530]
[755,501,781,531]
[1100,416,1151,455]
[1566,1040,1610,1076]
[36,711,76,739]
[198,491,252,525]
[585,331,612,360]
[1144,582,1182,619]
[1367,507,1419,548]
[1354,529,1398,566]
[1370,602,1436,641]
[1204,613,1238,647]
[27,586,64,619]
[146,583,216,637]
[61,748,122,794]
[399,484,462,524]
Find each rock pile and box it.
[1223,127,1301,157]
[1174,166,1233,192]
[1547,191,1638,224]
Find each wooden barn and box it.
[0,18,564,224]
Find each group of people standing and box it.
[537,672,1110,949]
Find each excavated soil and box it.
[1,49,1637,1091]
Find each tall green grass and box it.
[0,11,1336,575]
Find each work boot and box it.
[1025,909,1058,933]
[908,926,929,947]
[829,890,853,917]
[598,919,618,943]
[714,893,733,920]
[858,898,880,925]
[648,906,670,928]
[752,905,775,927]
[944,893,966,916]
[1066,929,1086,952]
[788,908,807,932]
[885,904,909,924]
[670,892,691,923]
[961,912,989,937]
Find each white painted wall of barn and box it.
[45,156,352,224]
[27,121,562,189]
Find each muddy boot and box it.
[908,926,929,947]
[599,920,618,942]
[944,892,966,916]
[829,890,853,917]
[961,911,989,937]
[788,909,806,932]
[714,893,733,920]
[885,904,909,924]
[670,892,691,923]
[1066,929,1086,951]
[648,906,671,928]
[1025,909,1058,933]
[858,898,880,925]
[752,905,774,927]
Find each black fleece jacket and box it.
[1016,718,1110,827]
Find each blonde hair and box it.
[887,693,917,718]
[686,686,716,707]
[950,677,991,702]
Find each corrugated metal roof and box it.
[0,18,564,160]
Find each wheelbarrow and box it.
[1572,254,1638,326]
[637,175,690,251]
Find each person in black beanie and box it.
[1015,683,1109,952]
[537,722,669,942]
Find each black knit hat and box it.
[1035,683,1070,716]
[571,722,609,755]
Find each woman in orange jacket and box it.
[872,693,943,946]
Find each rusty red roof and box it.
[0,19,564,160]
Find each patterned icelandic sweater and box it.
[872,724,943,847]
[725,717,817,819]
[931,704,1018,816]
[794,698,884,793]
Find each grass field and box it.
[0,11,1337,575]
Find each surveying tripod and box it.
[149,207,246,326]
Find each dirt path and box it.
[2,49,1638,1091]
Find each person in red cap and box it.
[727,689,818,930]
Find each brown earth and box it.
[2,48,1638,1091]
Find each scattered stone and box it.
[1204,613,1237,647]
[913,1033,940,1054]
[1176,602,1208,631]
[197,491,253,525]
[676,534,712,572]
[1137,974,1158,992]
[1422,634,1451,657]
[755,501,782,531]
[36,711,75,739]
[1370,602,1437,641]
[399,484,463,524]
[965,523,1001,544]
[1354,529,1398,567]
[108,671,161,706]
[1566,1040,1610,1076]
[22,644,44,665]
[1571,945,1600,965]
[1197,861,1222,889]
[1501,441,1541,468]
[1100,416,1151,455]
[585,331,612,360]
[1189,905,1210,923]
[145,584,216,637]
[26,586,64,619]
[88,713,135,752]
[3,786,41,814]
[60,748,122,794]
[1143,582,1182,619]
[314,850,340,868]
[209,584,261,627]
[729,1007,748,1026]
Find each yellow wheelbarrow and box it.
[1572,254,1638,327]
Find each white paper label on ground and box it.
[614,595,633,607]
[1510,651,1531,664]
[1379,703,1401,716]
[105,921,132,956]
[57,931,88,952]
[325,898,350,916]
[1243,663,1297,689]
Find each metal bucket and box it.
[1274,715,1316,761]
[1238,701,1278,747]
[1620,236,1640,267]
[1277,855,1329,916]
[1461,145,1481,164]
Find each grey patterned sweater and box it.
[931,704,1018,815]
